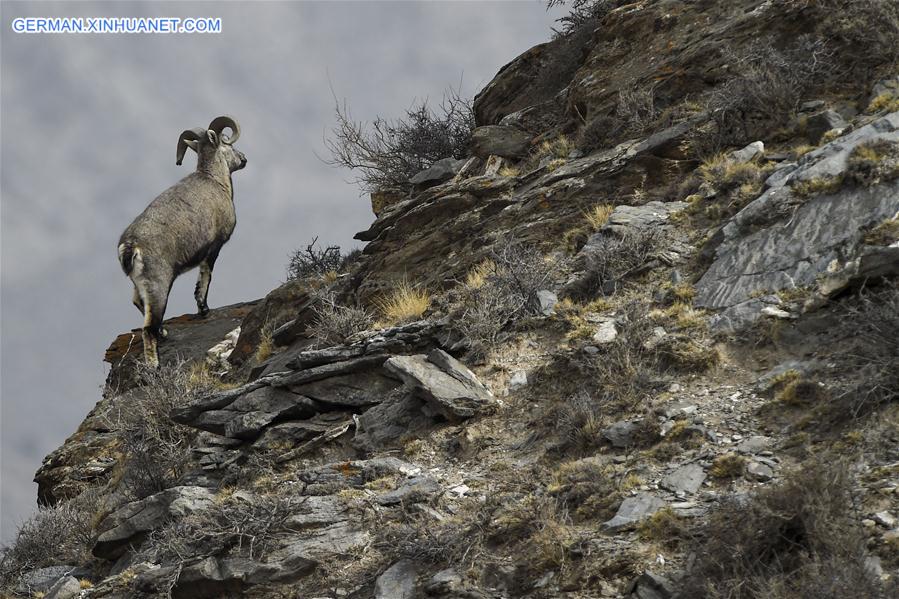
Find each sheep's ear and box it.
[206,130,220,147]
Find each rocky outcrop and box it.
[470,125,533,159]
[696,112,899,327]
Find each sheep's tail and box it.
[118,241,143,277]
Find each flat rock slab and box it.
[93,486,215,560]
[660,463,706,494]
[410,158,467,187]
[602,493,666,532]
[104,301,258,378]
[385,349,494,420]
[375,559,422,599]
[697,112,899,310]
[735,435,773,454]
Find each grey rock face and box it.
[707,295,782,335]
[16,566,75,596]
[409,158,467,188]
[660,463,707,494]
[93,486,215,560]
[696,112,899,313]
[599,201,688,238]
[353,393,431,452]
[385,349,494,420]
[805,109,847,143]
[729,140,764,163]
[45,576,82,599]
[627,570,676,599]
[470,125,532,159]
[745,461,775,482]
[374,559,421,599]
[736,435,773,454]
[592,319,618,344]
[602,493,666,532]
[532,289,558,315]
[602,420,643,448]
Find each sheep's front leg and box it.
[194,251,219,317]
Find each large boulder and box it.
[384,349,494,420]
[409,158,467,189]
[696,112,899,314]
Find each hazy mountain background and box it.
[0,0,564,543]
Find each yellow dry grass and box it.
[376,280,431,325]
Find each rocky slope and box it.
[6,1,899,598]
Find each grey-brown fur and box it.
[118,116,247,367]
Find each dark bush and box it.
[702,36,831,151]
[827,281,899,422]
[682,459,888,599]
[287,237,356,281]
[324,88,475,193]
[570,229,666,299]
[0,488,101,589]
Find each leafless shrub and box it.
[682,459,887,598]
[540,304,661,441]
[308,292,373,347]
[576,114,620,152]
[377,512,474,565]
[0,488,102,589]
[104,361,210,499]
[570,229,665,299]
[287,237,352,281]
[809,0,899,71]
[702,36,831,151]
[135,492,305,573]
[828,281,899,422]
[616,83,658,136]
[324,87,474,193]
[547,0,621,38]
[455,241,556,354]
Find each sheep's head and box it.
[176,116,247,174]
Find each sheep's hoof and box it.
[197,306,210,318]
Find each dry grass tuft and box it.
[846,139,899,187]
[791,175,844,198]
[863,216,899,246]
[464,259,497,290]
[637,507,687,547]
[584,203,614,231]
[709,453,746,479]
[867,91,899,113]
[253,323,275,363]
[376,280,430,325]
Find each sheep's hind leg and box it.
[139,286,169,367]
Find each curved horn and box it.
[207,115,240,145]
[176,127,206,165]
